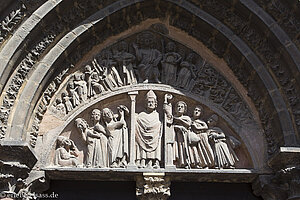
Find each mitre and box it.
[146,90,157,100]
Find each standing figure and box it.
[114,41,137,85]
[191,105,214,168]
[207,114,239,169]
[172,101,192,168]
[84,65,96,98]
[102,106,129,168]
[90,109,108,168]
[54,136,79,167]
[62,92,73,113]
[75,117,106,168]
[135,90,162,169]
[67,82,80,107]
[73,73,88,102]
[161,42,181,85]
[176,53,197,90]
[133,32,162,83]
[84,65,105,97]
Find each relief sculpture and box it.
[48,30,252,130]
[135,90,162,169]
[133,32,162,83]
[102,106,129,168]
[73,106,129,168]
[45,28,249,170]
[54,136,79,167]
[163,93,240,169]
[191,106,214,169]
[207,114,240,169]
[75,117,107,168]
[55,91,241,170]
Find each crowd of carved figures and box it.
[55,90,240,170]
[51,31,252,126]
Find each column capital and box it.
[136,173,171,200]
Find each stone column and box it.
[128,91,138,168]
[136,173,171,200]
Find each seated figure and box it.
[54,136,79,167]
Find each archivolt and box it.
[0,0,298,157]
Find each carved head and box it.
[57,136,72,149]
[207,114,218,127]
[102,108,114,122]
[137,31,154,48]
[91,109,101,123]
[193,105,203,119]
[175,101,187,115]
[74,118,88,131]
[68,81,75,89]
[61,92,68,99]
[145,90,157,111]
[85,65,92,72]
[166,42,176,52]
[74,73,82,81]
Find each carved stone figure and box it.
[114,41,137,85]
[54,136,79,167]
[161,42,181,85]
[90,109,108,168]
[191,105,214,168]
[84,65,105,97]
[67,81,80,107]
[75,117,106,168]
[133,32,162,83]
[102,106,129,168]
[176,53,197,90]
[207,114,239,169]
[135,90,162,169]
[172,101,192,168]
[73,73,88,102]
[61,92,73,113]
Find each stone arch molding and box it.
[1,0,297,161]
[34,28,262,173]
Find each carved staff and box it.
[128,91,138,168]
[163,93,175,169]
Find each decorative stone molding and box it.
[136,173,171,200]
[0,3,26,44]
[0,33,56,140]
